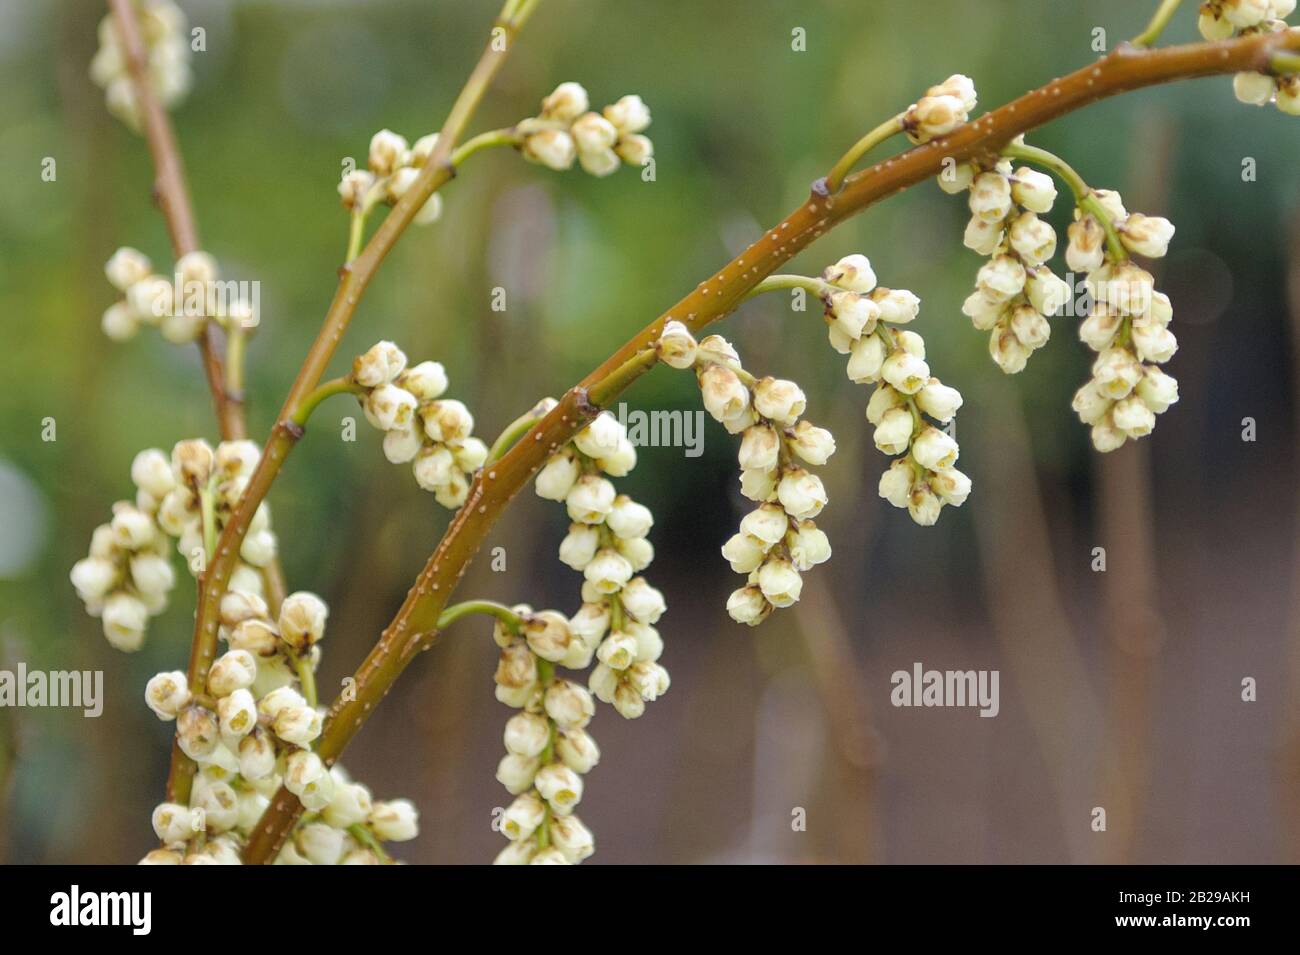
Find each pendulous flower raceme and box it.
[515,82,654,176]
[70,439,279,649]
[1198,0,1300,112]
[101,246,255,344]
[491,412,670,863]
[141,589,421,864]
[351,341,488,508]
[91,0,192,131]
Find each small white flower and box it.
[930,468,972,507]
[603,94,651,134]
[878,459,913,508]
[208,649,257,697]
[962,290,1006,331]
[218,688,258,738]
[558,523,600,570]
[273,703,322,746]
[788,420,836,466]
[871,287,921,325]
[535,452,580,501]
[907,484,943,526]
[698,365,751,422]
[873,407,915,456]
[542,82,590,122]
[237,728,276,780]
[1008,212,1057,266]
[1136,367,1180,413]
[105,247,152,291]
[912,427,960,471]
[523,129,577,170]
[1025,267,1072,317]
[1010,167,1057,214]
[786,521,831,571]
[752,377,807,426]
[504,712,551,758]
[621,577,667,624]
[145,670,191,720]
[70,556,117,601]
[501,791,546,841]
[549,813,595,862]
[102,592,148,651]
[969,172,1013,222]
[152,802,195,844]
[776,468,828,520]
[1112,396,1157,437]
[545,680,595,730]
[721,532,767,573]
[822,254,877,293]
[353,341,407,388]
[583,548,633,594]
[278,591,328,651]
[988,327,1032,375]
[916,379,963,423]
[881,348,931,395]
[828,291,880,341]
[420,399,474,445]
[1065,217,1106,274]
[1130,322,1178,364]
[369,799,419,841]
[535,762,584,814]
[322,778,374,829]
[556,729,601,774]
[1118,214,1175,258]
[368,129,409,177]
[656,319,698,368]
[566,474,616,524]
[964,217,1005,256]
[1092,347,1144,399]
[976,255,1027,303]
[524,610,573,663]
[176,705,219,760]
[726,585,772,626]
[285,751,334,812]
[847,333,887,384]
[1009,304,1051,349]
[757,558,803,608]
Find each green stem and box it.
[451,128,519,166]
[1001,140,1127,260]
[1131,0,1185,48]
[534,658,556,852]
[487,399,556,463]
[743,274,831,301]
[824,114,905,192]
[225,324,246,399]
[293,655,317,708]
[199,475,218,562]
[348,823,393,862]
[289,376,364,427]
[436,599,524,632]
[1274,52,1300,74]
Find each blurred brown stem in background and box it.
[1280,207,1300,862]
[1094,116,1176,865]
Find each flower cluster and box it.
[90,1,192,132]
[1066,192,1180,452]
[70,440,278,649]
[139,590,419,864]
[654,321,833,623]
[945,151,1071,375]
[352,341,488,508]
[101,246,253,344]
[337,130,445,225]
[1199,1,1300,114]
[515,82,654,175]
[819,255,971,526]
[903,75,977,144]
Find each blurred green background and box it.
[1,0,1299,863]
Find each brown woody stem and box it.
[242,29,1300,862]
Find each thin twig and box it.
[243,28,1300,862]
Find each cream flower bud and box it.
[239,529,277,567]
[622,579,667,626]
[364,384,417,432]
[1112,396,1157,437]
[535,762,584,814]
[70,557,117,601]
[786,520,831,571]
[352,340,407,388]
[937,160,976,194]
[535,451,580,501]
[583,548,634,594]
[740,503,790,548]
[878,459,913,508]
[827,324,855,355]
[102,592,148,650]
[698,365,751,422]
[177,705,219,760]
[208,649,257,697]
[976,255,1027,303]
[627,661,670,702]
[273,704,322,746]
[504,712,551,758]
[130,553,174,599]
[1092,347,1144,399]
[656,319,698,368]
[1119,214,1175,258]
[847,333,887,384]
[542,81,590,122]
[907,484,943,526]
[410,132,440,166]
[105,246,152,291]
[757,558,802,608]
[865,385,905,427]
[962,290,1006,331]
[873,407,915,456]
[881,348,931,395]
[1066,217,1106,274]
[595,437,637,477]
[549,813,595,863]
[323,778,374,828]
[989,326,1032,375]
[278,591,328,651]
[1010,167,1057,214]
[1225,0,1272,28]
[739,466,778,503]
[871,287,921,325]
[452,437,488,473]
[524,610,572,663]
[152,802,195,844]
[969,172,1013,222]
[338,169,376,210]
[916,379,963,423]
[228,617,280,657]
[822,254,877,293]
[617,536,655,573]
[964,216,1005,256]
[523,129,577,170]
[726,585,772,626]
[1025,266,1072,317]
[571,111,618,154]
[237,727,276,781]
[1091,419,1129,453]
[131,448,176,499]
[556,729,601,775]
[420,399,474,445]
[145,670,191,720]
[931,467,972,507]
[382,423,423,465]
[909,93,969,143]
[596,630,639,670]
[697,334,740,366]
[616,134,654,166]
[545,680,595,730]
[1071,382,1112,426]
[579,146,622,176]
[565,474,616,524]
[1131,323,1178,364]
[558,523,600,570]
[912,426,960,470]
[776,468,828,520]
[412,445,455,492]
[1008,211,1057,266]
[294,822,344,865]
[394,361,448,402]
[110,504,156,550]
[258,685,306,721]
[101,302,138,341]
[789,420,836,466]
[493,842,536,865]
[369,799,419,841]
[603,94,651,133]
[1079,305,1121,352]
[606,495,653,540]
[752,377,807,426]
[368,128,408,176]
[496,640,538,693]
[828,291,880,340]
[573,412,625,460]
[1009,303,1051,349]
[217,688,258,738]
[722,532,766,573]
[1137,367,1180,413]
[501,791,547,841]
[285,751,334,812]
[568,602,610,646]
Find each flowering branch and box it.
[239,25,1300,862]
